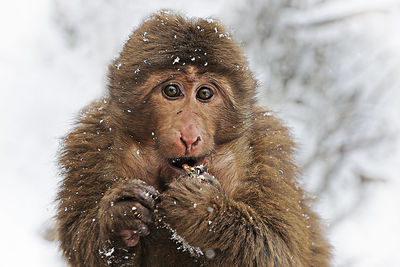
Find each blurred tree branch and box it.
[230,0,400,225]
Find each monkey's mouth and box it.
[167,156,206,171]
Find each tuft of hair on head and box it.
[108,10,257,107]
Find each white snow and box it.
[172,56,181,65]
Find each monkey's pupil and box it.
[164,85,180,98]
[197,88,213,101]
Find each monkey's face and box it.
[139,67,235,180]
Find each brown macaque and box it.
[56,11,331,267]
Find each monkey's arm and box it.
[57,178,157,266]
[57,101,156,266]
[157,176,305,266]
[156,111,326,267]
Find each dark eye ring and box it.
[196,87,214,101]
[162,84,182,99]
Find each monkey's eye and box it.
[162,85,182,99]
[196,87,214,101]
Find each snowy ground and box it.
[0,0,399,266]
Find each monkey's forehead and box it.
[108,11,257,104]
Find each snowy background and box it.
[1,0,399,266]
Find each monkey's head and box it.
[107,11,256,181]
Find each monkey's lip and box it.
[167,156,206,172]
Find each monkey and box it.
[56,11,331,267]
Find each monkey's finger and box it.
[131,179,159,198]
[129,202,153,224]
[115,185,157,210]
[119,221,149,247]
[131,186,157,210]
[108,201,153,225]
[120,230,140,247]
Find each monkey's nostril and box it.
[191,136,201,148]
[180,137,188,149]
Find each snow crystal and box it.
[193,203,197,208]
[105,247,114,257]
[172,56,180,64]
[115,62,122,70]
[205,249,216,259]
[142,32,149,42]
[204,62,208,66]
[207,207,213,212]
[136,150,140,155]
[162,222,203,257]
[99,246,116,263]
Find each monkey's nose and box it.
[179,125,202,153]
[180,135,201,152]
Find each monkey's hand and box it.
[155,174,225,247]
[98,179,158,247]
[156,176,272,265]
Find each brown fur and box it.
[56,11,331,266]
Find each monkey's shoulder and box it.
[63,99,113,149]
[250,107,295,151]
[58,99,115,182]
